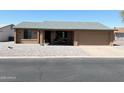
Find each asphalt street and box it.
[0,58,124,82]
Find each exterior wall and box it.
[15,29,114,45]
[74,30,114,46]
[115,28,124,33]
[0,25,14,42]
[15,29,40,44]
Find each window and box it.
[24,30,37,39]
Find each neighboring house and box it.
[0,24,15,42]
[14,21,115,46]
[114,27,124,40]
[114,27,124,46]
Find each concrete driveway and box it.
[80,46,124,56]
[0,42,124,57]
[114,40,124,46]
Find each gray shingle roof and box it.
[14,21,114,30]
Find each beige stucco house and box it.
[14,21,115,46]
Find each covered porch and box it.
[15,29,75,46]
[44,30,74,45]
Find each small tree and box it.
[120,10,124,21]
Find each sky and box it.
[0,10,123,28]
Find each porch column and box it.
[37,30,40,43]
[51,31,56,44]
[40,30,44,45]
[74,31,79,46]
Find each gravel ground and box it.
[0,42,89,56]
[0,42,124,57]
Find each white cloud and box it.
[0,24,8,28]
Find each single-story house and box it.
[14,21,115,46]
[0,24,14,42]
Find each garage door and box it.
[78,31,110,45]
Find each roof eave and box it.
[14,27,116,31]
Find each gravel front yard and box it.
[0,42,124,57]
[0,42,89,56]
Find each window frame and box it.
[23,29,37,39]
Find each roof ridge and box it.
[43,21,99,23]
[21,21,43,23]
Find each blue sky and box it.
[0,10,123,28]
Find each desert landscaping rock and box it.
[0,42,89,57]
[0,42,124,57]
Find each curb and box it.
[0,56,124,59]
